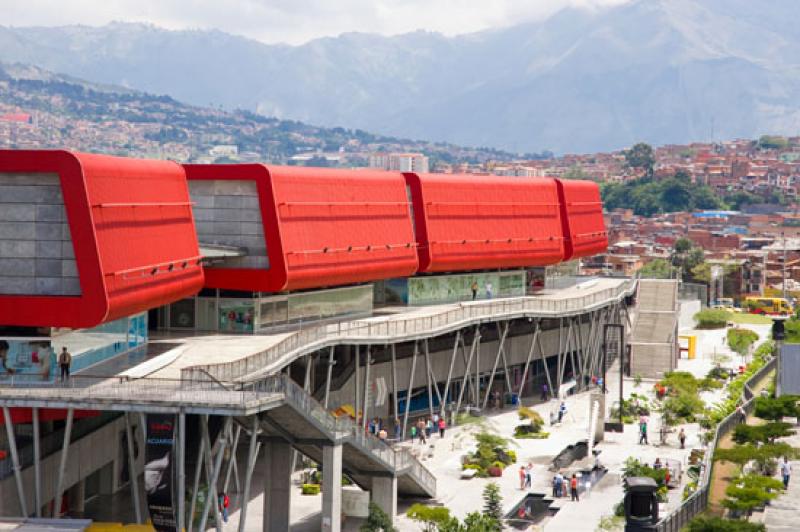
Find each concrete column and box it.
[69,479,85,514]
[262,441,292,532]
[321,444,342,532]
[371,476,397,525]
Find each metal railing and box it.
[183,279,637,383]
[655,356,777,532]
[256,374,437,495]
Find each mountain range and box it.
[3,0,800,154]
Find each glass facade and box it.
[0,312,147,383]
[385,270,526,306]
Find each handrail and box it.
[245,374,436,494]
[182,278,637,384]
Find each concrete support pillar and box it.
[262,441,292,532]
[371,476,397,525]
[69,479,85,514]
[321,444,342,532]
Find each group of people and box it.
[518,463,534,489]
[409,413,447,444]
[470,280,493,300]
[552,471,581,501]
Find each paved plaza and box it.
[220,316,745,531]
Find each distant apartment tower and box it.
[369,152,430,173]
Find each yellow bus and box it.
[743,296,792,316]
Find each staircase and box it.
[243,374,436,498]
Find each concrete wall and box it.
[189,180,268,269]
[0,415,142,517]
[678,300,701,331]
[327,322,593,419]
[0,173,80,296]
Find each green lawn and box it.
[728,313,773,325]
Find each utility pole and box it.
[782,231,787,300]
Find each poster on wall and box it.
[218,301,255,333]
[145,414,177,531]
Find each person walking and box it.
[219,493,230,523]
[558,401,567,423]
[541,383,549,401]
[471,280,479,301]
[570,474,579,501]
[58,347,72,382]
[553,472,563,497]
[425,418,433,439]
[417,419,427,444]
[737,405,746,424]
[394,418,402,440]
[781,456,792,489]
[410,424,417,443]
[519,466,526,490]
[679,428,686,449]
[562,476,569,498]
[485,281,493,299]
[438,417,446,438]
[525,463,533,489]
[639,420,649,445]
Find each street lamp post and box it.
[604,323,625,427]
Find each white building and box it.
[369,152,430,174]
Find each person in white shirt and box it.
[781,456,792,489]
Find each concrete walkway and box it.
[761,432,800,531]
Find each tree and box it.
[727,328,759,359]
[625,142,655,178]
[482,483,503,524]
[674,238,693,254]
[732,422,795,445]
[362,502,398,532]
[754,396,800,421]
[722,474,784,517]
[639,259,675,279]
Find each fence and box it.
[183,278,637,383]
[654,356,777,531]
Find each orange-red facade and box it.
[0,150,204,328]
[405,173,567,272]
[184,164,419,292]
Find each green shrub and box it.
[723,474,784,515]
[662,394,706,423]
[727,328,759,357]
[754,395,800,421]
[622,457,667,489]
[694,309,731,329]
[732,422,795,445]
[301,484,320,495]
[686,515,765,532]
[462,463,482,471]
[407,504,456,531]
[361,501,397,532]
[506,450,517,463]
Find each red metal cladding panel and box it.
[184,165,419,292]
[405,173,566,272]
[0,408,99,424]
[556,179,608,260]
[0,150,204,328]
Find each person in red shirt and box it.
[570,474,579,501]
[438,417,446,438]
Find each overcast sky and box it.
[2,0,630,45]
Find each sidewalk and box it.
[761,432,800,531]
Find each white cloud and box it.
[1,0,631,44]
